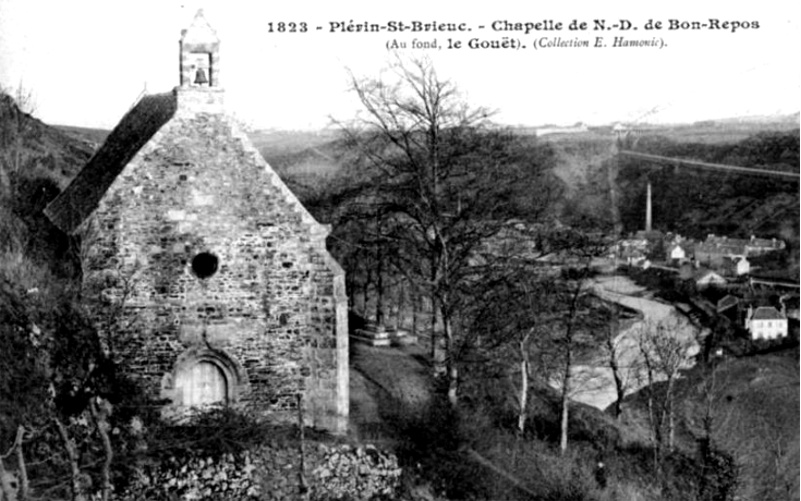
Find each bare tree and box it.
[0,82,37,197]
[335,55,558,405]
[601,313,631,419]
[467,269,559,436]
[635,316,697,460]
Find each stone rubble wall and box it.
[117,442,401,501]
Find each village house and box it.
[695,234,784,268]
[615,236,649,265]
[44,10,349,433]
[694,236,746,267]
[667,243,686,262]
[721,256,750,277]
[743,235,786,255]
[745,306,788,340]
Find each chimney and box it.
[645,181,652,232]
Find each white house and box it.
[667,243,687,261]
[745,306,788,340]
[721,256,750,276]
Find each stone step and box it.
[351,326,418,347]
[391,333,418,346]
[351,332,393,347]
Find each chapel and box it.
[45,10,349,433]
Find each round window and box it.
[191,252,219,279]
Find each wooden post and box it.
[296,394,308,498]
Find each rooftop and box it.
[751,306,787,321]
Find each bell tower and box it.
[176,9,224,112]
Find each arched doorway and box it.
[175,360,228,406]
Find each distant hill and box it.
[53,124,110,151]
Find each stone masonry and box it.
[45,10,349,433]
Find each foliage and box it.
[697,438,738,501]
[0,249,149,501]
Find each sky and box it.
[0,0,798,130]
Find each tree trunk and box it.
[395,280,405,331]
[559,358,571,454]
[668,402,675,452]
[411,293,418,337]
[444,313,458,406]
[607,334,625,419]
[431,297,445,376]
[665,377,676,452]
[643,363,661,468]
[559,325,574,453]
[517,337,530,435]
[15,426,28,501]
[90,399,113,501]
[365,267,374,321]
[607,146,623,237]
[560,283,583,455]
[296,395,308,496]
[54,417,88,501]
[376,245,385,326]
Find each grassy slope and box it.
[681,348,800,501]
[1,95,95,276]
[620,347,800,501]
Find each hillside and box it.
[0,93,94,275]
[627,347,801,501]
[1,95,93,188]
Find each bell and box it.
[194,68,208,85]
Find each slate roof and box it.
[751,306,786,321]
[717,295,739,312]
[45,92,177,233]
[694,269,726,282]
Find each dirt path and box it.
[348,342,433,442]
[567,275,701,411]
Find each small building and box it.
[721,256,750,277]
[745,306,788,340]
[667,242,687,262]
[44,10,349,432]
